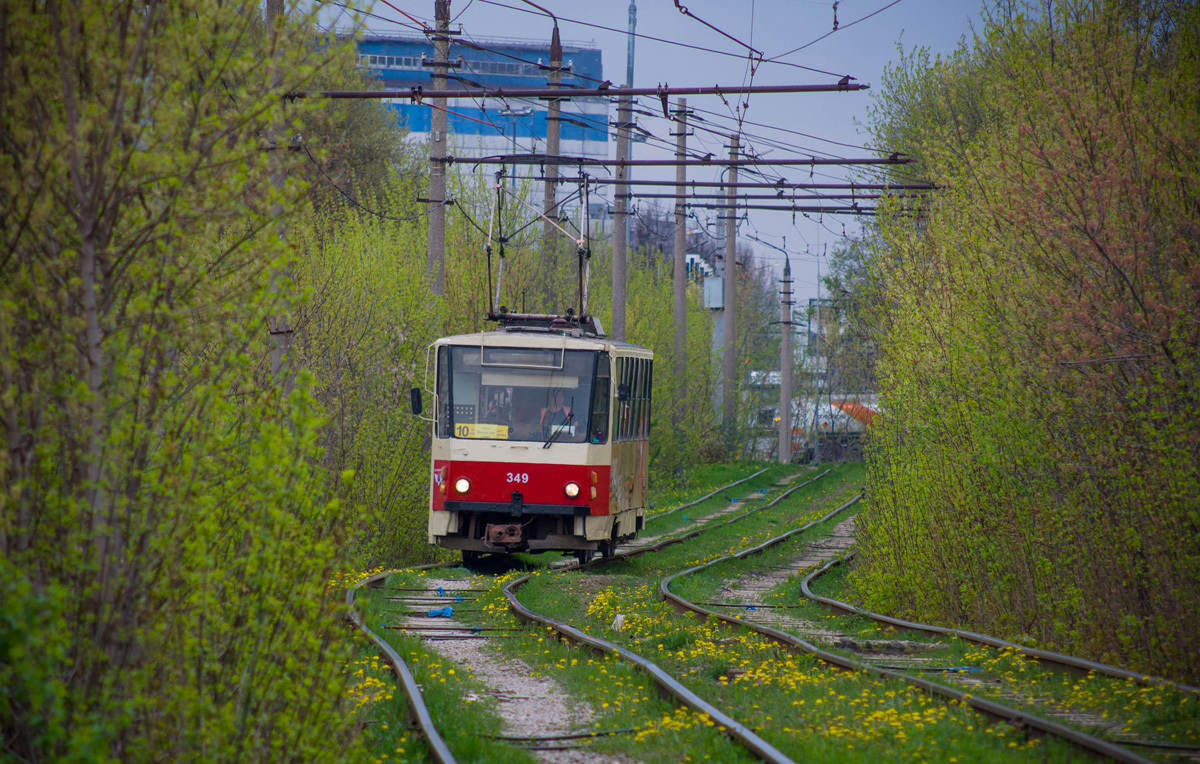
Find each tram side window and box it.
[589,352,610,444]
[638,358,648,440]
[644,360,653,439]
[436,346,451,438]
[620,357,634,442]
[633,359,643,441]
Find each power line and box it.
[768,0,905,60]
[473,0,851,79]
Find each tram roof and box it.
[433,330,653,356]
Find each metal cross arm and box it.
[286,81,869,100]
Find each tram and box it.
[413,312,652,563]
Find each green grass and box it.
[499,463,1082,762]
[766,547,1200,758]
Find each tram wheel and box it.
[574,549,595,565]
[599,541,617,559]
[461,550,481,567]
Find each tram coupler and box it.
[485,523,523,544]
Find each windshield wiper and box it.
[543,396,576,449]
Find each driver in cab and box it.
[540,389,572,438]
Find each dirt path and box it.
[713,516,859,642]
[395,578,630,764]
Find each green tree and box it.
[0,2,369,759]
[852,0,1200,680]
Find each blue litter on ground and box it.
[426,606,454,618]
[436,586,445,597]
[683,515,691,521]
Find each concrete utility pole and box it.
[542,24,562,285]
[427,0,450,296]
[779,259,794,464]
[672,98,688,428]
[624,0,636,246]
[267,0,292,385]
[612,95,631,341]
[722,134,740,443]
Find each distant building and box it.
[352,33,609,161]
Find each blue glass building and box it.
[354,33,609,160]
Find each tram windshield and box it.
[438,346,599,444]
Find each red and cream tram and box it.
[417,314,652,563]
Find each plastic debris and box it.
[436,586,446,597]
[426,606,454,618]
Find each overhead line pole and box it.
[672,98,688,431]
[427,0,450,296]
[722,134,739,450]
[779,259,794,465]
[624,0,637,248]
[292,81,870,100]
[612,95,631,341]
[267,0,292,387]
[543,24,563,288]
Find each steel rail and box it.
[658,497,1158,764]
[502,574,799,764]
[351,470,824,760]
[347,563,460,764]
[498,471,843,760]
[801,553,1200,696]
[644,466,769,522]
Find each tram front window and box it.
[443,346,598,443]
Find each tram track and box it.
[801,555,1200,697]
[349,467,799,763]
[348,564,460,764]
[352,461,1194,764]
[798,555,1200,760]
[655,495,1166,764]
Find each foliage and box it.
[852,0,1200,681]
[0,2,369,760]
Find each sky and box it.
[345,0,984,308]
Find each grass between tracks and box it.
[345,462,789,763]
[781,560,1200,759]
[350,462,1182,763]
[505,463,1084,763]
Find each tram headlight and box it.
[564,481,581,498]
[454,477,471,494]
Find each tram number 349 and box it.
[506,472,530,484]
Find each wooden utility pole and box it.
[612,95,631,341]
[672,98,688,427]
[542,25,562,286]
[427,0,450,296]
[779,259,794,464]
[722,134,740,443]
